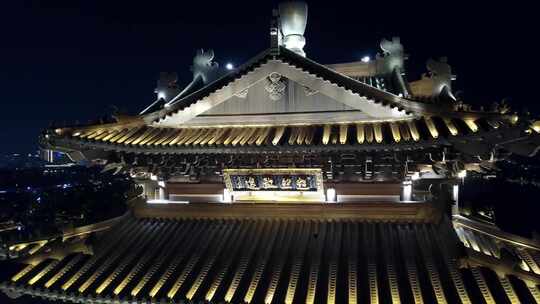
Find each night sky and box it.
[0,0,536,153]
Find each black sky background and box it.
[0,0,537,153]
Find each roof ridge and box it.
[143,49,274,123]
[148,46,436,124]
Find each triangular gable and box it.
[150,48,415,128]
[182,78,376,127]
[203,78,359,115]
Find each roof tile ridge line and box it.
[153,56,271,124]
[280,47,383,89]
[149,48,273,123]
[279,47,397,96]
[278,48,413,114]
[60,117,145,134]
[454,215,540,251]
[275,58,409,116]
[155,62,270,127]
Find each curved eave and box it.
[44,135,450,155]
[454,215,540,285]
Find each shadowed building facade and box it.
[2,1,540,303]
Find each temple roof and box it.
[2,205,540,303]
[40,40,533,158]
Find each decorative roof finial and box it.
[278,1,308,57]
[270,9,280,56]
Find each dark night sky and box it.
[0,0,537,153]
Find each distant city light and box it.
[225,63,234,70]
[361,56,371,63]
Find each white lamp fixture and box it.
[225,63,234,70]
[402,180,412,202]
[453,184,459,203]
[157,91,166,100]
[326,188,336,202]
[361,55,371,63]
[222,188,233,203]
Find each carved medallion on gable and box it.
[265,72,287,101]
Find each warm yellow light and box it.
[443,118,458,136]
[29,260,59,286]
[356,124,365,143]
[407,121,420,141]
[11,264,35,282]
[511,115,519,124]
[373,123,383,143]
[339,125,348,144]
[464,119,478,133]
[322,125,331,145]
[531,121,540,133]
[390,122,401,142]
[424,117,439,138]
